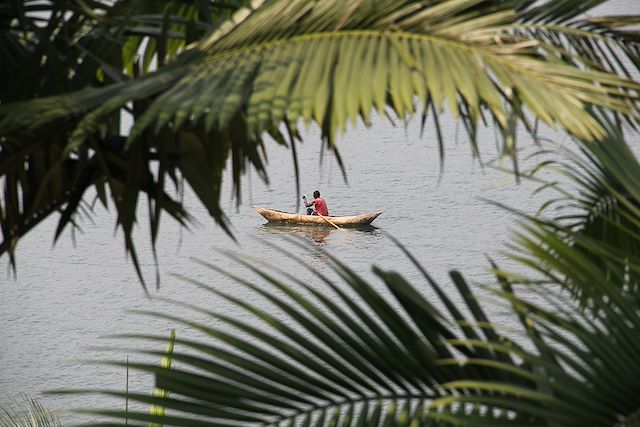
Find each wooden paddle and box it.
[317,212,341,230]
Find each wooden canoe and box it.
[252,207,382,227]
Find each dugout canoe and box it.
[252,207,382,227]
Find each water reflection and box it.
[259,222,379,245]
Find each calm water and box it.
[2,2,640,423]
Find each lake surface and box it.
[2,1,639,422]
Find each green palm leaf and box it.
[68,234,640,425]
[6,0,640,143]
[53,241,540,426]
[0,394,62,427]
[510,112,640,305]
[0,0,253,285]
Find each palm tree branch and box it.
[117,28,639,151]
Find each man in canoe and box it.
[302,190,329,216]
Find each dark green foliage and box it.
[0,0,254,285]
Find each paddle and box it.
[317,212,341,230]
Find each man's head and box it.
[313,190,320,199]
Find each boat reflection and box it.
[259,222,378,245]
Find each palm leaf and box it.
[510,112,640,305]
[66,227,640,426]
[53,236,555,426]
[0,394,62,427]
[0,0,252,284]
[429,114,640,424]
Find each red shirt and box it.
[312,197,329,216]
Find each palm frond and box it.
[7,0,640,142]
[68,225,640,426]
[0,0,253,283]
[510,112,640,305]
[512,2,640,89]
[54,239,543,426]
[0,394,62,427]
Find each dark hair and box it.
[313,190,320,198]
